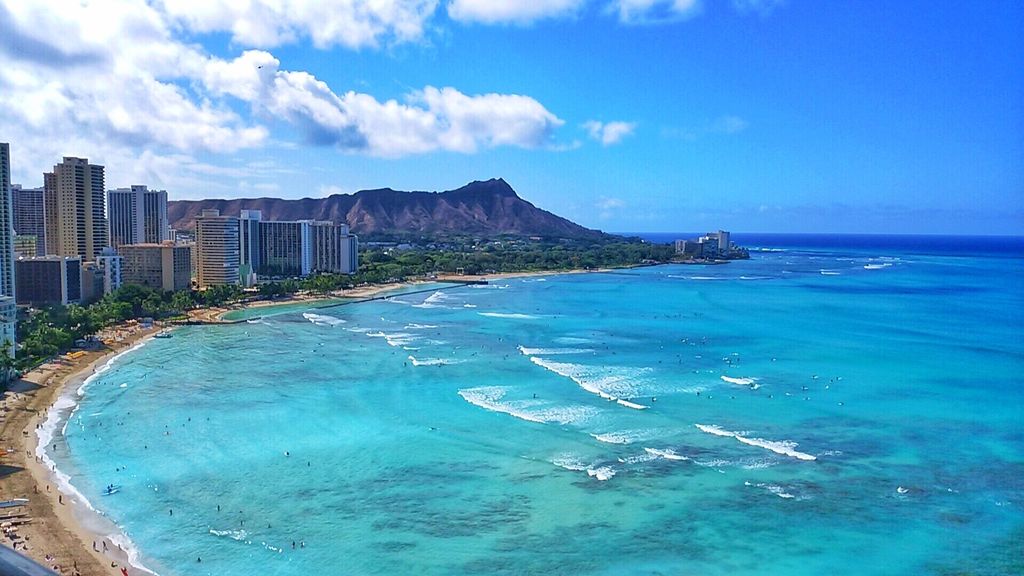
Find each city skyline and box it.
[1,1,1021,235]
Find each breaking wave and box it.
[518,345,594,356]
[302,312,346,326]
[457,386,596,425]
[695,424,817,461]
[479,312,540,320]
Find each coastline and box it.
[0,266,623,575]
[0,326,160,576]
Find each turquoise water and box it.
[48,240,1023,575]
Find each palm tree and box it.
[0,339,17,385]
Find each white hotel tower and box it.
[0,144,17,359]
[107,185,169,248]
[195,209,240,288]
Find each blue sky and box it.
[1,0,1021,234]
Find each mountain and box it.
[167,178,607,240]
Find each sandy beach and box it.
[0,325,160,576]
[0,268,610,575]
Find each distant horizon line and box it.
[615,231,1024,239]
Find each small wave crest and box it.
[302,312,346,326]
[407,355,462,367]
[210,528,249,541]
[412,291,450,308]
[695,424,817,461]
[643,447,689,461]
[529,357,652,405]
[367,331,419,347]
[720,375,761,389]
[518,345,594,356]
[590,430,654,445]
[458,386,595,425]
[586,466,616,481]
[479,312,539,320]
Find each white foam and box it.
[550,454,588,472]
[518,345,594,356]
[746,482,797,499]
[695,424,817,461]
[555,336,593,345]
[819,270,841,276]
[210,528,249,541]
[529,357,652,403]
[863,263,892,270]
[643,447,689,461]
[720,375,758,386]
[457,387,595,425]
[407,355,463,367]
[478,312,539,320]
[616,398,649,410]
[302,312,346,326]
[586,466,616,481]
[38,338,160,576]
[590,430,649,445]
[412,291,450,308]
[368,331,419,347]
[617,452,659,465]
[405,323,438,330]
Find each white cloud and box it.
[0,0,567,194]
[583,120,637,146]
[157,0,439,49]
[448,0,586,24]
[611,0,701,24]
[318,184,349,196]
[732,0,786,16]
[596,196,625,220]
[0,0,268,191]
[714,115,748,134]
[205,51,564,156]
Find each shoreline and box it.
[199,268,629,323]
[0,326,161,576]
[0,265,632,575]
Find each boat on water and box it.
[154,330,173,339]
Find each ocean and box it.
[43,235,1023,575]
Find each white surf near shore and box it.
[38,337,161,576]
[695,424,817,461]
[479,312,540,320]
[302,312,346,326]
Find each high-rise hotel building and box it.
[238,209,262,287]
[44,157,108,260]
[0,144,16,359]
[107,185,169,248]
[258,220,312,278]
[195,209,240,288]
[12,184,46,256]
[311,221,358,274]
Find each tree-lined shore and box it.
[12,239,676,372]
